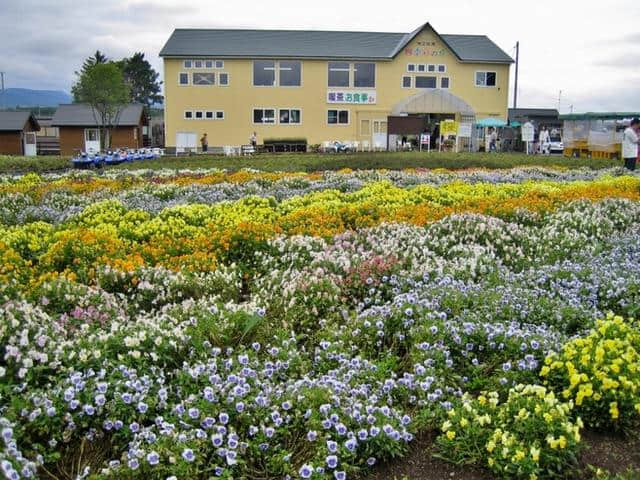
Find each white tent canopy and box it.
[391,89,476,118]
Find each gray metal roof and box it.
[0,111,39,131]
[51,104,144,127]
[440,35,514,63]
[160,23,513,64]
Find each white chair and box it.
[362,140,370,152]
[374,141,383,151]
[352,141,360,152]
[223,146,234,156]
[321,141,332,153]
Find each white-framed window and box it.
[417,64,426,73]
[253,60,276,86]
[476,71,497,87]
[440,77,450,89]
[183,60,192,68]
[253,108,276,124]
[194,60,203,69]
[328,109,349,125]
[253,60,301,87]
[402,76,412,88]
[215,60,224,69]
[354,62,375,88]
[279,60,302,87]
[193,72,215,85]
[328,61,350,87]
[415,76,437,88]
[216,111,224,120]
[407,63,416,72]
[205,60,214,69]
[179,72,189,85]
[279,108,301,124]
[184,111,193,119]
[205,111,214,119]
[219,73,229,86]
[427,64,436,72]
[194,111,204,119]
[437,64,446,73]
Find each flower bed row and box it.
[2,170,640,479]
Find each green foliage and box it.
[117,52,163,107]
[436,385,583,479]
[71,62,130,150]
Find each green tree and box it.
[118,52,163,107]
[72,62,129,151]
[72,51,109,93]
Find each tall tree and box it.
[118,52,163,107]
[72,62,129,151]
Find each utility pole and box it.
[558,90,562,111]
[513,42,519,109]
[0,72,5,110]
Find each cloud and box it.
[595,52,640,69]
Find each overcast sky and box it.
[1,0,639,113]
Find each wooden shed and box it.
[0,111,40,156]
[51,104,147,155]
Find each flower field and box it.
[2,166,640,480]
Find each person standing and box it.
[539,125,551,155]
[250,132,257,149]
[200,133,208,153]
[622,118,640,171]
[489,127,498,152]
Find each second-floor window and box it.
[328,62,375,88]
[476,71,497,87]
[253,60,301,87]
[354,63,375,88]
[193,73,215,85]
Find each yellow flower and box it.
[540,366,550,377]
[441,420,452,432]
[488,458,495,467]
[609,402,619,419]
[530,446,540,462]
[514,450,525,461]
[446,430,456,440]
[486,440,496,453]
[558,435,567,449]
[459,418,469,428]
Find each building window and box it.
[354,63,375,87]
[205,60,214,69]
[184,60,192,68]
[279,108,301,124]
[205,111,214,119]
[215,60,224,69]
[361,119,370,135]
[193,73,215,85]
[328,109,349,125]
[428,64,436,72]
[476,71,497,87]
[216,111,224,120]
[279,60,301,86]
[328,61,350,87]
[219,73,229,85]
[402,76,412,88]
[179,73,189,85]
[253,60,276,86]
[253,108,275,124]
[437,64,446,73]
[195,111,203,119]
[194,60,203,69]
[407,64,416,72]
[417,64,426,73]
[184,111,193,119]
[441,77,450,89]
[415,76,437,88]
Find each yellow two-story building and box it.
[160,22,513,151]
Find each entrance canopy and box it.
[391,89,475,117]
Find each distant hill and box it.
[0,88,72,108]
